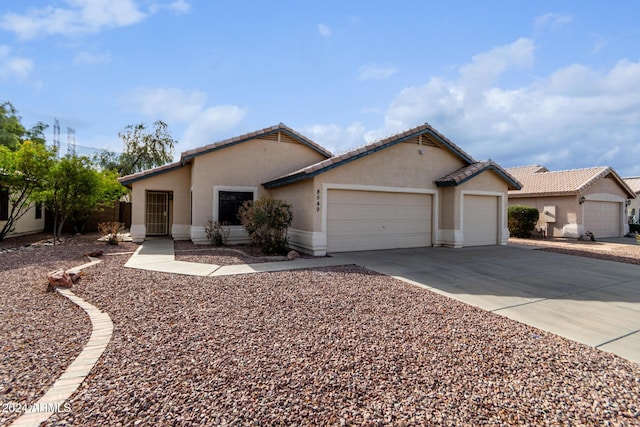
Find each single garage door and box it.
[326,190,432,252]
[584,201,620,238]
[463,195,498,246]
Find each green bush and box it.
[238,196,293,254]
[508,205,539,238]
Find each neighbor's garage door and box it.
[584,201,621,238]
[463,195,498,246]
[326,190,432,252]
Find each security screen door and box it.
[146,191,169,235]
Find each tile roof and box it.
[436,160,521,190]
[118,123,332,186]
[181,123,332,161]
[264,123,479,188]
[623,177,640,194]
[507,165,636,198]
[118,161,184,186]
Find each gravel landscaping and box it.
[2,235,640,425]
[174,240,311,265]
[0,234,137,425]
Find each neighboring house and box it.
[0,186,45,238]
[119,123,520,255]
[507,165,635,239]
[623,177,640,224]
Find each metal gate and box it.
[146,192,168,235]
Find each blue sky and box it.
[1,1,640,176]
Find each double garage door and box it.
[584,201,621,238]
[326,190,501,252]
[326,190,432,252]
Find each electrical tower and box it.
[67,127,76,156]
[53,118,60,156]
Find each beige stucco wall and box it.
[191,138,327,228]
[584,176,629,199]
[308,143,467,232]
[508,195,578,237]
[268,180,316,231]
[130,164,192,240]
[509,176,631,237]
[2,203,45,237]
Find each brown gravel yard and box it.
[1,235,640,425]
[174,240,313,265]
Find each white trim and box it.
[439,229,464,248]
[130,224,146,243]
[583,193,626,203]
[460,190,507,246]
[321,183,439,252]
[287,228,327,256]
[212,186,258,222]
[190,225,208,244]
[171,224,190,240]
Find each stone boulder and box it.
[47,269,83,292]
[287,250,300,261]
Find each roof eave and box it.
[437,164,522,190]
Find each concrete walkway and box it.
[124,240,640,364]
[124,239,348,276]
[11,258,113,427]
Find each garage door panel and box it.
[327,190,432,252]
[584,201,620,238]
[464,195,499,246]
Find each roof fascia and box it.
[437,165,522,190]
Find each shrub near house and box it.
[508,205,539,238]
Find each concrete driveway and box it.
[332,245,640,364]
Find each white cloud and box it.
[149,0,191,14]
[358,64,398,81]
[373,38,640,175]
[534,13,573,31]
[74,50,111,64]
[182,106,247,148]
[318,24,331,37]
[168,0,191,14]
[128,87,247,149]
[0,45,33,81]
[130,87,207,122]
[302,122,366,153]
[0,0,146,40]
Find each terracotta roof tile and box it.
[623,177,640,194]
[182,123,332,160]
[436,160,521,189]
[507,166,635,198]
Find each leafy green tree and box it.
[0,102,27,150]
[0,101,49,149]
[0,141,56,241]
[43,155,127,239]
[93,120,176,175]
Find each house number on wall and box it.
[316,189,320,212]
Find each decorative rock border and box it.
[10,258,113,427]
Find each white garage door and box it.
[463,195,498,246]
[326,190,432,252]
[584,201,620,238]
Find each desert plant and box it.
[238,196,293,254]
[508,205,539,238]
[98,221,124,245]
[205,219,230,246]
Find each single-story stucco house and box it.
[0,186,45,238]
[119,123,520,255]
[507,165,635,239]
[623,177,640,224]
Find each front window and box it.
[218,191,253,225]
